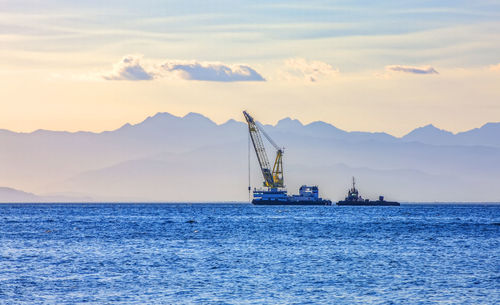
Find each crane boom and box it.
[243,111,284,188]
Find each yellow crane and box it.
[243,111,283,188]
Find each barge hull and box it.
[253,200,332,206]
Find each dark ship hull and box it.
[337,200,399,206]
[253,199,332,206]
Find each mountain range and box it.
[0,112,499,202]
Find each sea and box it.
[0,203,498,304]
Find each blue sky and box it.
[1,0,499,134]
[3,0,500,66]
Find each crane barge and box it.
[243,111,332,205]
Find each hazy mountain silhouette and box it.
[0,187,40,202]
[402,124,454,145]
[1,112,499,202]
[402,123,500,147]
[0,186,91,202]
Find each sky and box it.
[1,0,500,136]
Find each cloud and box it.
[158,61,265,82]
[102,55,154,81]
[386,65,439,75]
[281,58,339,82]
[489,63,500,71]
[101,56,264,82]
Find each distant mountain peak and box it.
[401,123,456,146]
[405,124,454,136]
[479,122,500,129]
[150,112,179,120]
[276,117,303,128]
[183,112,216,126]
[116,122,133,130]
[307,120,333,127]
[305,120,344,132]
[420,124,444,131]
[184,112,207,119]
[221,119,244,126]
[138,112,180,125]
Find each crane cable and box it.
[248,130,251,202]
[255,122,280,151]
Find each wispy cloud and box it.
[101,56,264,82]
[102,55,154,81]
[386,65,439,75]
[280,58,339,82]
[489,63,500,71]
[158,61,265,82]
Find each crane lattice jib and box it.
[243,111,284,188]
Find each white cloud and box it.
[386,65,439,75]
[489,63,500,71]
[102,55,154,81]
[158,61,265,82]
[280,58,339,82]
[101,56,264,82]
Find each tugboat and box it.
[243,111,331,206]
[337,177,400,206]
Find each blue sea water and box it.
[0,204,499,304]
